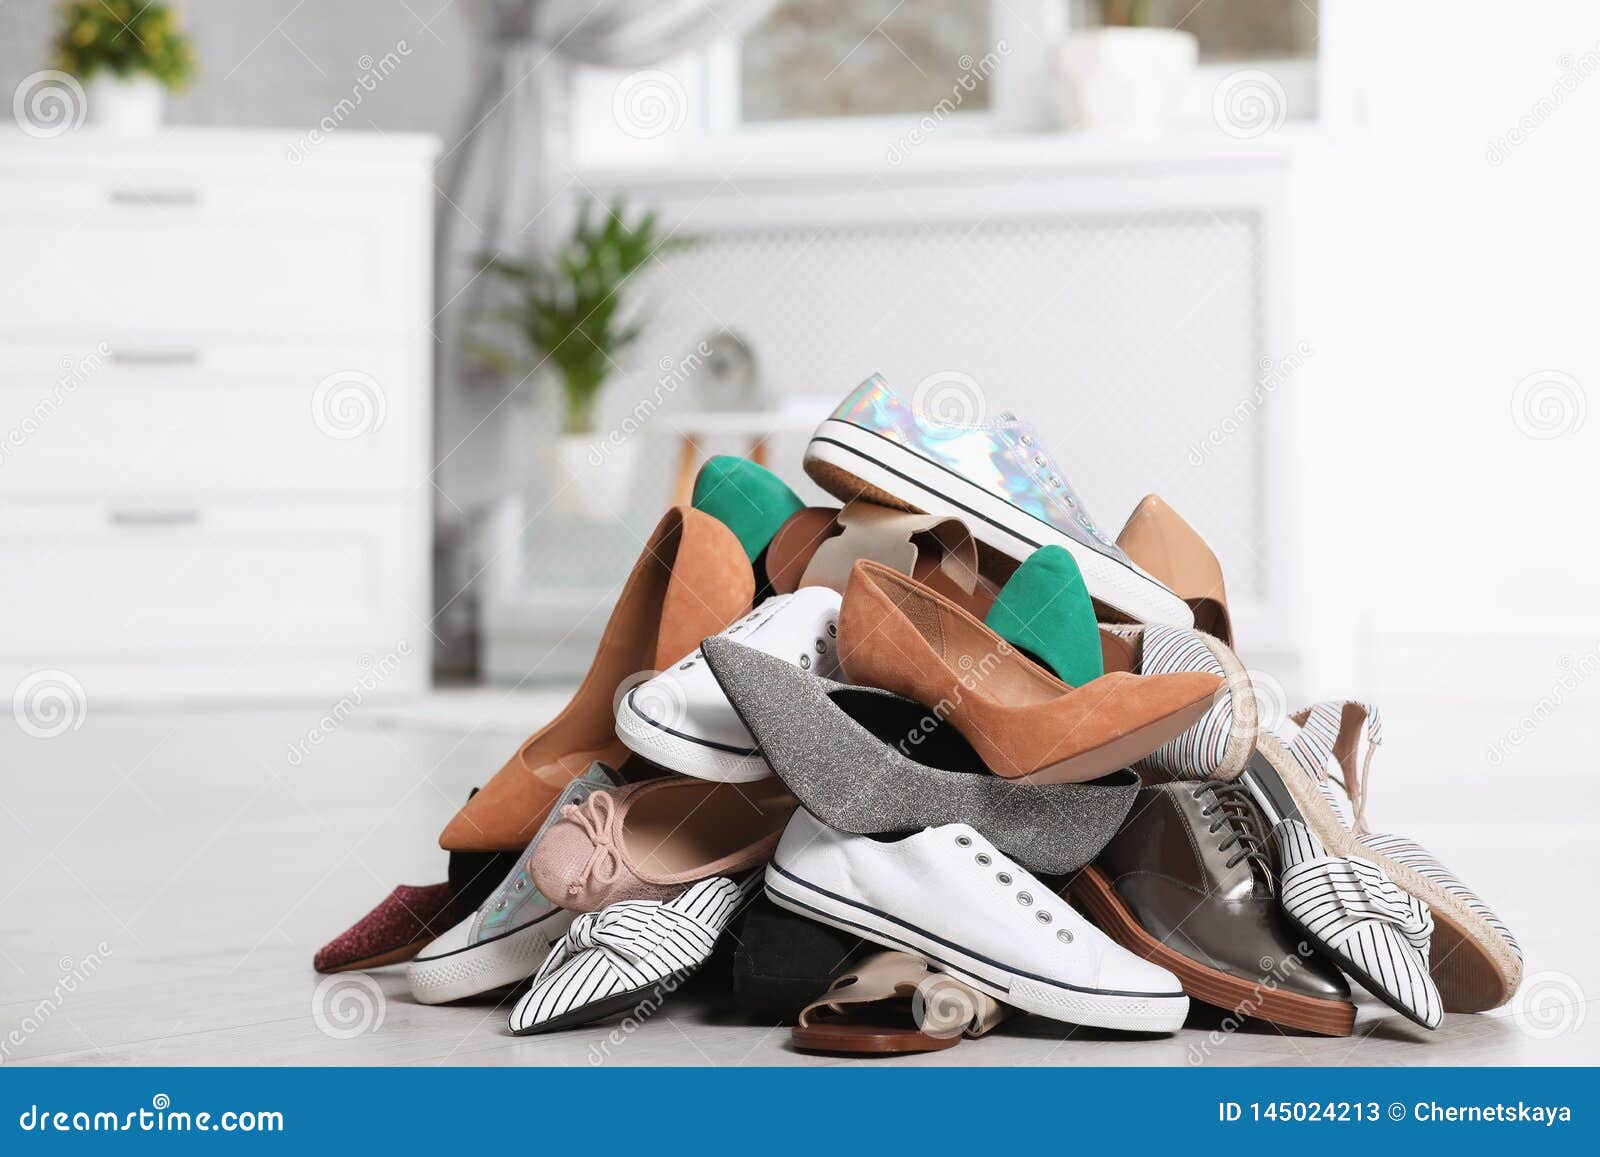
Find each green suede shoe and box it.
[984,545,1102,686]
[692,455,806,562]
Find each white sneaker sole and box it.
[615,687,773,783]
[405,908,576,1005]
[764,861,1188,1033]
[804,421,1192,627]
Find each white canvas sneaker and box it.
[765,809,1190,1032]
[615,587,842,782]
[406,765,615,1004]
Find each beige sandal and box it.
[792,951,1008,1056]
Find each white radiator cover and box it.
[491,137,1301,680]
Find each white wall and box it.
[1295,2,1600,709]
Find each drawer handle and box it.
[110,348,201,367]
[109,508,201,528]
[107,188,201,207]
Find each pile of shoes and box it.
[315,374,1523,1053]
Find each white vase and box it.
[1053,28,1198,135]
[545,432,638,523]
[87,74,166,136]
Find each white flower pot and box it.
[87,74,166,136]
[544,433,638,523]
[1054,28,1198,135]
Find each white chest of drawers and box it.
[0,129,436,700]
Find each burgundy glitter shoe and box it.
[313,883,475,973]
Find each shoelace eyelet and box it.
[955,835,972,848]
[1057,929,1074,944]
[826,622,837,637]
[995,872,1012,886]
[1036,910,1052,924]
[975,852,991,866]
[1017,892,1033,906]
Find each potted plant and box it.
[1054,1,1197,135]
[53,1,194,135]
[474,199,684,521]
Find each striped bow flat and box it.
[1272,702,1523,1014]
[509,874,758,1035]
[1115,626,1449,1027]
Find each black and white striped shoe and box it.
[508,874,758,1035]
[1244,748,1443,1029]
[1276,702,1523,1013]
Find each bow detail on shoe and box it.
[1272,818,1442,1028]
[559,790,623,896]
[535,899,716,981]
[522,874,758,1019]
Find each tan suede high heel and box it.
[836,561,1221,784]
[1117,495,1233,644]
[438,507,754,852]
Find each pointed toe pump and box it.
[1117,495,1233,645]
[836,561,1221,784]
[438,507,754,852]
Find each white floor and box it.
[1,688,1593,1067]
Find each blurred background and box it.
[2,0,1597,1064]
[5,0,1597,724]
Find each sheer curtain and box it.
[435,0,779,406]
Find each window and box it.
[567,0,1320,170]
[739,0,995,122]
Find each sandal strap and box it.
[1281,701,1382,834]
[799,501,979,596]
